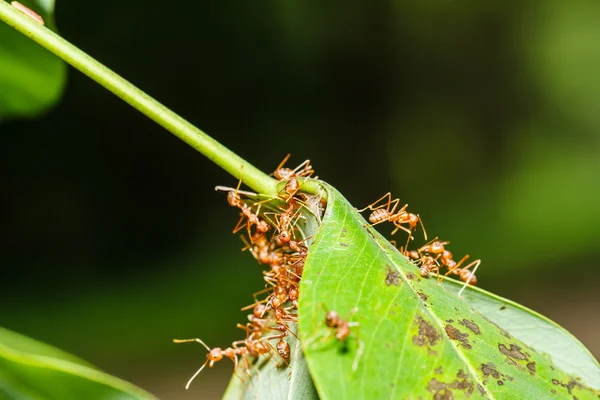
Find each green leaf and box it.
[0,325,158,400]
[298,182,600,399]
[0,0,66,119]
[441,279,600,390]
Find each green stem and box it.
[0,1,278,196]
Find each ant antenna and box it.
[173,338,212,389]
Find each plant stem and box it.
[0,1,278,196]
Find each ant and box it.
[173,338,249,389]
[273,154,315,199]
[264,200,304,245]
[306,304,364,372]
[273,154,314,181]
[277,339,291,361]
[359,192,427,247]
[444,255,481,297]
[216,176,271,241]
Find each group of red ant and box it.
[174,155,358,388]
[358,192,481,296]
[174,156,480,389]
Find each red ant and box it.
[216,177,271,240]
[273,154,315,199]
[273,154,314,181]
[306,304,364,372]
[359,193,427,246]
[173,338,251,388]
[264,200,304,245]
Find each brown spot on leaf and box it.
[477,384,486,394]
[551,389,556,394]
[339,242,349,247]
[435,366,443,375]
[459,319,481,335]
[564,380,577,395]
[498,380,504,385]
[407,272,417,281]
[385,265,400,286]
[426,378,453,400]
[526,362,536,375]
[481,363,501,379]
[552,379,560,385]
[413,316,441,347]
[500,306,506,310]
[456,369,468,379]
[445,325,471,349]
[427,348,438,356]
[417,291,428,302]
[499,344,528,360]
[446,319,454,323]
[427,378,446,392]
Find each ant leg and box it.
[445,254,470,276]
[357,192,393,212]
[347,322,363,372]
[390,221,413,237]
[291,159,312,176]
[233,213,248,234]
[265,341,290,368]
[274,154,291,176]
[229,353,248,384]
[279,322,300,340]
[418,214,427,241]
[262,212,279,233]
[458,260,481,297]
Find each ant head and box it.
[408,213,419,228]
[253,304,266,318]
[285,178,300,194]
[406,250,419,260]
[430,241,444,253]
[208,348,224,362]
[288,286,299,301]
[227,191,238,207]
[256,220,270,233]
[279,230,291,243]
[276,168,294,180]
[325,311,340,327]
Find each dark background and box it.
[1,1,599,398]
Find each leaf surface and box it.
[0,0,66,119]
[298,182,600,399]
[442,279,600,390]
[0,325,158,400]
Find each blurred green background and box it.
[2,0,599,398]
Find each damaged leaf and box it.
[298,182,600,399]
